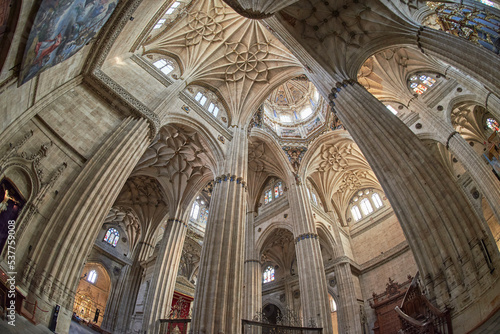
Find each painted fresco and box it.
[19,0,119,84]
[0,179,26,253]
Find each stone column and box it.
[288,180,334,332]
[418,27,500,92]
[411,100,500,225]
[142,211,188,333]
[332,260,361,334]
[191,128,248,334]
[22,116,152,332]
[242,210,262,321]
[331,81,500,314]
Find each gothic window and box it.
[265,189,273,204]
[486,118,499,133]
[191,202,200,219]
[263,266,275,283]
[166,1,181,15]
[87,270,97,284]
[408,74,437,95]
[194,92,207,106]
[199,208,209,225]
[311,192,318,205]
[153,18,166,30]
[329,294,337,312]
[351,206,362,221]
[274,182,283,199]
[349,189,385,222]
[207,102,219,117]
[360,198,374,215]
[153,59,174,75]
[372,193,383,209]
[103,228,119,247]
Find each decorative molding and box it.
[130,54,173,87]
[167,218,187,227]
[294,233,318,244]
[85,69,160,138]
[222,0,274,19]
[215,174,247,189]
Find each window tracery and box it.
[263,180,285,205]
[263,266,275,283]
[103,228,119,247]
[487,117,500,133]
[349,189,385,222]
[408,74,437,95]
[185,85,228,123]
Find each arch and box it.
[186,81,232,126]
[73,262,112,326]
[256,224,294,258]
[143,50,185,78]
[316,224,337,259]
[444,94,486,126]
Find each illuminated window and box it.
[87,270,97,284]
[311,192,318,205]
[386,105,398,115]
[199,208,209,225]
[265,189,273,204]
[104,228,119,247]
[280,115,291,122]
[195,92,203,101]
[409,74,436,95]
[329,295,337,312]
[153,59,174,75]
[360,198,373,215]
[263,266,275,283]
[153,18,166,29]
[191,202,200,219]
[274,182,283,199]
[351,206,362,221]
[166,1,181,14]
[301,107,313,119]
[372,193,383,209]
[486,118,499,133]
[349,189,385,222]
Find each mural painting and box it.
[19,0,119,84]
[0,178,25,252]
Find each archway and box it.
[262,303,282,324]
[72,263,111,328]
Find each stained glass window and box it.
[263,266,275,283]
[409,74,436,95]
[274,182,282,199]
[199,208,209,225]
[103,228,119,247]
[87,270,97,284]
[487,118,500,133]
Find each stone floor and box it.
[0,316,100,334]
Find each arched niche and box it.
[73,262,111,327]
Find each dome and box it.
[262,75,333,140]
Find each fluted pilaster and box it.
[243,210,262,321]
[333,260,361,334]
[142,214,188,333]
[332,82,500,318]
[288,182,334,332]
[22,116,151,331]
[191,128,248,334]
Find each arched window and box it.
[191,202,200,220]
[194,92,208,106]
[104,228,119,247]
[372,193,383,209]
[351,206,362,221]
[360,198,373,215]
[349,189,385,222]
[153,59,174,75]
[329,294,337,312]
[265,189,273,204]
[486,118,499,133]
[408,74,437,95]
[263,266,275,283]
[274,182,283,199]
[87,270,97,284]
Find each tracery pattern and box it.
[185,6,226,46]
[225,42,270,82]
